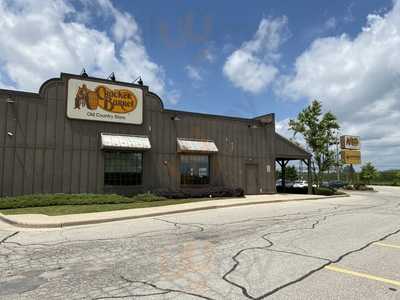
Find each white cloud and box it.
[185,65,202,81]
[275,118,291,137]
[222,43,235,54]
[203,49,215,63]
[301,17,337,42]
[276,117,308,151]
[202,43,216,63]
[166,89,181,105]
[324,17,337,30]
[223,16,289,94]
[280,1,400,169]
[96,0,139,44]
[0,0,176,103]
[344,2,356,23]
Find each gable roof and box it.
[275,133,310,160]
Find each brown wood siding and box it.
[0,73,302,196]
[275,133,310,160]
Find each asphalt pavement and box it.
[0,193,344,228]
[0,186,399,299]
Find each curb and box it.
[0,194,350,229]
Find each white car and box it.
[293,180,308,188]
[276,179,294,187]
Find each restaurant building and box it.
[0,73,311,197]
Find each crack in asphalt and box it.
[154,218,205,232]
[0,228,174,248]
[257,225,400,299]
[220,200,400,299]
[0,231,19,244]
[92,274,216,300]
[1,198,386,248]
[99,200,400,300]
[221,215,331,299]
[0,232,19,259]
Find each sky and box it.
[0,0,399,170]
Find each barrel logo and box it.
[74,84,137,113]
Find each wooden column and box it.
[281,160,289,192]
[307,157,312,194]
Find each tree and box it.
[276,165,298,182]
[359,162,379,184]
[393,171,400,185]
[289,100,340,186]
[286,166,298,181]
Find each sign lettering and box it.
[341,149,361,165]
[67,79,143,124]
[340,135,361,150]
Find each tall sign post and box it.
[340,135,361,184]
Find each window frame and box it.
[179,154,211,186]
[103,150,143,186]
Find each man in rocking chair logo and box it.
[67,78,143,124]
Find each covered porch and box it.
[275,134,313,194]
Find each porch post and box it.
[307,156,312,194]
[282,160,289,192]
[282,160,287,192]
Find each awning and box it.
[177,138,218,153]
[101,133,151,151]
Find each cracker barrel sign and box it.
[67,78,143,124]
[340,135,360,150]
[341,149,361,165]
[340,135,361,165]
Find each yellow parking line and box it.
[325,265,400,287]
[374,242,400,250]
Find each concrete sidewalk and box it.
[0,193,349,228]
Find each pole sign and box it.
[341,149,361,165]
[340,135,360,150]
[340,135,361,165]
[66,78,143,124]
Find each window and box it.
[104,151,143,185]
[180,155,210,185]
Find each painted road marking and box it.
[374,242,400,250]
[325,265,400,287]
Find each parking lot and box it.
[275,226,400,299]
[1,186,399,299]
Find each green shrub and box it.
[154,187,244,199]
[276,186,309,194]
[314,187,335,196]
[353,183,374,191]
[0,193,166,209]
[133,192,166,202]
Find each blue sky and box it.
[109,0,391,119]
[0,0,399,169]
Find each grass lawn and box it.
[0,198,216,216]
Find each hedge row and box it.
[0,187,245,209]
[0,193,149,209]
[154,187,245,199]
[276,186,341,196]
[344,184,374,191]
[0,184,343,210]
[314,187,338,196]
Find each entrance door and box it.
[245,164,258,194]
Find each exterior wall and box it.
[0,73,278,197]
